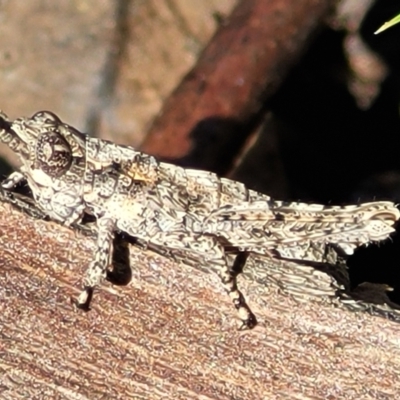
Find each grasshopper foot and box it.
[74,287,93,311]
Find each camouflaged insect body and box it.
[1,110,399,329]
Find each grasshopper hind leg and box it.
[149,231,258,329]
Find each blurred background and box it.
[1,0,400,302]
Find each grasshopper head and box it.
[0,111,85,178]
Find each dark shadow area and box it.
[106,233,135,286]
[271,27,400,204]
[362,2,400,70]
[0,157,13,179]
[349,228,400,305]
[172,116,255,176]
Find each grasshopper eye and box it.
[35,131,72,177]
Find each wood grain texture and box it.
[1,196,400,399]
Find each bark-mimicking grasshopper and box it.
[1,111,399,329]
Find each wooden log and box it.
[1,192,400,399]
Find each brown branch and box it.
[141,0,338,174]
[1,194,400,398]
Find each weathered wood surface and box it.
[1,193,400,399]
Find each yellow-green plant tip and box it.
[375,14,400,34]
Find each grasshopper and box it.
[0,111,399,329]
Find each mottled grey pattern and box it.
[1,110,399,329]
